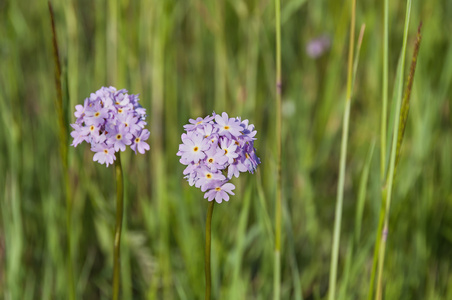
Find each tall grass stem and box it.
[327,0,356,299]
[367,1,389,294]
[375,1,412,299]
[113,153,124,300]
[273,0,282,298]
[371,32,423,300]
[380,0,389,180]
[48,2,75,299]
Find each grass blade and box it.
[274,0,283,298]
[327,0,356,299]
[380,0,389,180]
[48,2,75,299]
[375,1,413,299]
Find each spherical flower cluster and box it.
[177,112,261,203]
[70,86,150,166]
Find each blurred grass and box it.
[1,0,452,299]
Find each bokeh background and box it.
[1,0,451,299]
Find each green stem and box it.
[375,222,388,300]
[274,0,282,298]
[48,2,75,299]
[367,188,387,300]
[374,2,412,299]
[328,0,355,299]
[328,100,351,300]
[205,201,215,300]
[380,0,389,181]
[65,172,74,300]
[113,153,124,300]
[369,0,389,296]
[369,0,389,294]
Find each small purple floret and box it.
[204,182,236,203]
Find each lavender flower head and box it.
[306,35,331,59]
[70,86,150,166]
[177,112,261,203]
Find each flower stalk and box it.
[113,153,124,300]
[69,87,149,300]
[205,201,215,300]
[177,113,260,299]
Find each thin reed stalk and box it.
[205,201,215,300]
[338,24,367,300]
[113,153,124,300]
[368,1,391,290]
[48,2,75,300]
[368,2,419,299]
[327,0,356,299]
[380,0,389,180]
[367,0,393,296]
[273,0,282,299]
[149,2,171,298]
[375,8,420,300]
[354,140,374,246]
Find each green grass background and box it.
[1,0,451,299]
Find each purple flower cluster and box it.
[177,112,261,203]
[70,86,150,167]
[306,35,331,59]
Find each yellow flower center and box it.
[103,149,108,154]
[196,121,202,125]
[235,141,240,145]
[193,146,199,152]
[208,158,214,163]
[215,187,221,191]
[245,153,250,159]
[224,149,228,154]
[206,174,212,179]
[135,138,140,143]
[95,112,100,117]
[224,125,230,130]
[116,134,122,140]
[118,109,123,113]
[90,125,95,132]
